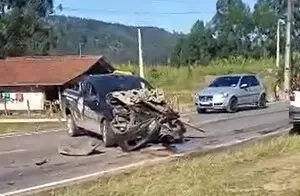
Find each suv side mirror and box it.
[240,83,248,89]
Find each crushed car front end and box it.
[105,88,186,152]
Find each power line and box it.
[57,6,214,16]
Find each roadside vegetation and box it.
[117,58,277,107]
[39,135,300,196]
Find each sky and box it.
[54,0,256,33]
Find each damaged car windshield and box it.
[91,76,153,97]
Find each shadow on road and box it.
[198,105,269,115]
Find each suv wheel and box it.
[100,119,115,147]
[66,114,79,137]
[226,97,238,113]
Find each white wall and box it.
[0,92,45,111]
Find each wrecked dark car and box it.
[61,74,186,152]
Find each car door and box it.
[248,75,261,103]
[82,81,101,131]
[238,76,252,104]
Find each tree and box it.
[0,0,56,56]
[186,20,216,64]
[211,0,254,57]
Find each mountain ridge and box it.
[48,15,182,64]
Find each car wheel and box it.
[257,93,267,109]
[66,114,79,137]
[100,119,115,147]
[226,97,238,113]
[197,108,206,113]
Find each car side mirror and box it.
[240,83,248,89]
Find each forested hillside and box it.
[171,0,300,66]
[1,0,300,67]
[48,15,181,64]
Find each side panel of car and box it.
[248,75,262,102]
[237,76,251,104]
[81,81,102,131]
[238,75,262,104]
[61,88,85,125]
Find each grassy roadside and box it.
[38,135,300,196]
[0,122,66,135]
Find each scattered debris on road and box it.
[7,181,15,186]
[35,159,48,166]
[58,136,103,156]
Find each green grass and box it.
[116,58,276,106]
[38,135,300,196]
[0,122,66,135]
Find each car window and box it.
[240,76,260,87]
[81,81,96,97]
[209,76,241,87]
[72,83,80,91]
[131,78,153,89]
[249,76,260,86]
[89,84,96,96]
[240,76,251,86]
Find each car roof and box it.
[216,73,258,78]
[83,73,152,92]
[85,73,144,83]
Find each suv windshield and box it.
[209,76,241,87]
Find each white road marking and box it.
[0,149,27,156]
[0,154,184,196]
[0,127,289,196]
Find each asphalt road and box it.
[0,101,290,195]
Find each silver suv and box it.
[195,74,267,113]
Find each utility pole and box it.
[79,43,83,58]
[276,19,284,99]
[276,19,284,69]
[138,28,144,78]
[284,0,293,98]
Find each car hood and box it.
[198,87,236,96]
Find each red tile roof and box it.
[0,55,114,86]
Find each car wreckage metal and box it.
[106,88,186,152]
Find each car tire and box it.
[197,108,206,113]
[226,97,238,113]
[100,119,115,147]
[291,123,300,135]
[66,113,79,137]
[257,93,267,109]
